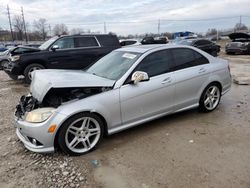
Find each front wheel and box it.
[58,113,104,156]
[23,63,45,84]
[199,84,221,112]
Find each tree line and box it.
[0,16,249,42]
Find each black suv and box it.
[5,34,120,83]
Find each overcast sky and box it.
[0,0,250,35]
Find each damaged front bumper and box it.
[14,95,67,153]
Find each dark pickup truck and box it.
[5,34,121,83]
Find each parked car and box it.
[0,50,10,70]
[15,44,231,155]
[1,46,41,79]
[0,45,7,52]
[5,34,121,83]
[119,39,141,46]
[225,32,250,55]
[141,36,168,45]
[175,39,220,56]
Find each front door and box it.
[120,49,175,124]
[47,36,77,69]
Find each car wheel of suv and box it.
[58,112,104,156]
[199,83,221,112]
[24,63,45,84]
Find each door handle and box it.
[161,77,172,84]
[198,68,206,74]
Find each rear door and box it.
[171,48,210,111]
[72,36,102,69]
[120,49,176,124]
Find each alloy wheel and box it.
[28,67,42,80]
[65,117,101,153]
[204,85,220,110]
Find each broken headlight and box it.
[25,107,56,123]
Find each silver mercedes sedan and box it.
[15,45,231,155]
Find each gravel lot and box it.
[0,53,249,188]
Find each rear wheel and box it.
[58,113,104,156]
[199,84,221,112]
[24,63,45,84]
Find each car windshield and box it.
[39,37,58,50]
[86,51,141,80]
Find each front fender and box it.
[56,88,121,131]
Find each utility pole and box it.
[49,24,52,37]
[104,22,107,34]
[157,19,160,35]
[7,5,14,41]
[21,6,28,43]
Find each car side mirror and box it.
[131,71,149,84]
[51,45,59,51]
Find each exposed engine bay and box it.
[15,86,112,118]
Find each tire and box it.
[23,63,45,84]
[58,112,104,156]
[199,83,221,112]
[1,60,9,70]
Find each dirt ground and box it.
[0,52,250,188]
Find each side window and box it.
[171,48,208,71]
[194,51,209,65]
[203,40,212,45]
[135,50,173,77]
[53,37,74,49]
[74,37,99,48]
[195,40,211,46]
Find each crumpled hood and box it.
[30,69,115,102]
[228,33,250,40]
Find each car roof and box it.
[116,44,192,53]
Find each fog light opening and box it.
[27,136,43,146]
[32,138,37,145]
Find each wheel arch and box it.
[21,59,47,74]
[53,111,108,150]
[199,80,222,101]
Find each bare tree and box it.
[33,18,48,40]
[70,27,84,35]
[206,28,218,36]
[13,15,25,40]
[53,24,68,35]
[234,23,248,31]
